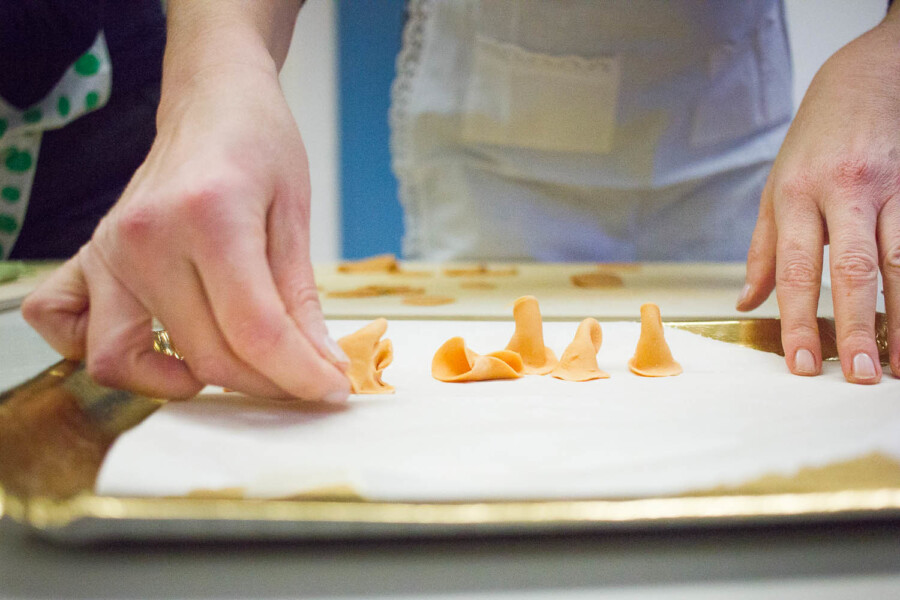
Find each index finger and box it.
[824,195,881,384]
[21,253,90,359]
[192,221,350,402]
[774,183,826,378]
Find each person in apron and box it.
[391,0,793,262]
[20,1,900,398]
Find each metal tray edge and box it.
[5,487,900,542]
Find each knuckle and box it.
[840,324,875,343]
[114,203,162,245]
[881,244,900,276]
[745,242,769,266]
[782,320,819,341]
[179,181,232,227]
[776,173,817,207]
[288,285,323,317]
[831,251,879,285]
[187,354,230,386]
[830,156,879,190]
[86,351,127,389]
[20,292,50,328]
[229,313,287,360]
[777,255,820,290]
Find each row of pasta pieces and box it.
[336,296,682,394]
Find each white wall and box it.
[785,0,887,109]
[279,0,340,262]
[280,0,889,262]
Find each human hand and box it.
[23,62,350,401]
[738,17,900,383]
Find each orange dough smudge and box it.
[551,318,610,381]
[505,295,558,375]
[432,337,523,382]
[337,318,395,393]
[337,254,399,273]
[628,303,682,377]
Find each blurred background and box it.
[279,0,888,262]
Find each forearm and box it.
[890,0,900,19]
[159,0,303,121]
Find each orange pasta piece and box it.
[628,303,682,377]
[551,318,609,381]
[337,319,395,393]
[505,295,558,375]
[432,337,523,382]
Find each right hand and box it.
[23,62,350,402]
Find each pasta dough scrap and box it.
[327,285,425,299]
[402,294,456,306]
[551,318,610,381]
[444,264,518,277]
[337,254,399,273]
[570,271,624,288]
[628,303,682,377]
[460,280,497,290]
[337,319,395,394]
[432,337,523,382]
[505,295,558,375]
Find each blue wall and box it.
[337,1,407,259]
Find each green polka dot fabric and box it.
[0,32,111,259]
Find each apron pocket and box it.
[461,35,621,155]
[690,2,791,149]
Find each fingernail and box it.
[852,353,877,379]
[736,283,751,308]
[322,388,350,404]
[323,335,350,367]
[794,348,816,375]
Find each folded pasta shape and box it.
[337,318,395,393]
[432,337,524,382]
[551,318,609,381]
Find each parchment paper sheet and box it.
[97,320,900,501]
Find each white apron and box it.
[390,0,793,261]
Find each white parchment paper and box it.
[96,320,900,501]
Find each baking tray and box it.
[1,316,898,544]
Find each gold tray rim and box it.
[5,488,900,541]
[1,315,896,541]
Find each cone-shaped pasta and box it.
[337,318,395,393]
[505,296,558,375]
[628,303,682,377]
[432,337,523,382]
[551,318,609,381]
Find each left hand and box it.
[738,14,900,384]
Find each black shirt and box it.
[1,0,166,258]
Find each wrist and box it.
[157,0,299,127]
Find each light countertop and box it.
[1,262,898,600]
